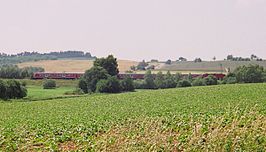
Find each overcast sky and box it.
[0,0,266,61]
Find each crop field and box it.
[1,83,266,151]
[17,59,138,72]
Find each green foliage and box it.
[0,79,27,100]
[93,55,119,76]
[43,79,57,89]
[177,80,192,87]
[204,75,218,85]
[0,65,44,79]
[96,76,121,93]
[133,80,146,89]
[2,84,266,151]
[78,78,88,93]
[164,71,177,88]
[223,73,237,84]
[192,77,206,86]
[120,77,135,92]
[155,71,165,89]
[82,66,109,93]
[234,64,265,83]
[144,70,156,89]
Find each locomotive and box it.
[32,72,225,80]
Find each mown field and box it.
[17,59,138,72]
[1,83,266,151]
[161,60,266,72]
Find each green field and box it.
[23,86,80,101]
[1,83,266,151]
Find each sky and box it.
[0,0,266,61]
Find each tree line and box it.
[0,65,44,79]
[0,51,95,65]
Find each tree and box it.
[213,56,216,61]
[164,71,177,88]
[144,70,156,89]
[0,80,7,99]
[3,80,27,99]
[204,75,218,85]
[78,78,88,93]
[96,76,121,93]
[93,55,119,76]
[137,60,148,70]
[194,58,202,63]
[177,80,192,87]
[120,77,135,92]
[192,78,206,86]
[155,71,165,89]
[165,59,172,65]
[175,72,182,83]
[82,66,109,93]
[178,57,187,62]
[234,64,265,83]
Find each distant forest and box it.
[0,51,96,65]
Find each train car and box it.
[32,72,226,80]
[32,72,84,79]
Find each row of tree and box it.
[0,51,95,65]
[134,71,219,89]
[0,65,44,79]
[0,79,27,100]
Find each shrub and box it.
[192,78,206,86]
[0,79,27,100]
[43,79,56,89]
[134,80,145,89]
[121,77,135,92]
[177,80,192,87]
[96,76,121,93]
[204,75,218,85]
[64,88,84,95]
[155,71,165,89]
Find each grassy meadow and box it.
[1,83,266,151]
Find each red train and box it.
[32,72,225,80]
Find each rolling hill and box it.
[17,59,138,72]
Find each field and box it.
[1,83,266,151]
[17,59,138,72]
[160,60,266,72]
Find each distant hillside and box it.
[160,61,266,72]
[18,59,138,73]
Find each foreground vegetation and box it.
[1,83,266,151]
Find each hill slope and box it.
[160,60,266,72]
[17,59,138,72]
[1,83,266,151]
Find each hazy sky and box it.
[0,0,266,61]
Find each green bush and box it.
[204,75,218,85]
[0,79,27,100]
[177,80,192,87]
[144,70,156,89]
[192,78,206,86]
[78,78,88,93]
[96,76,121,93]
[234,64,265,83]
[43,79,56,89]
[121,77,135,92]
[134,80,145,89]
